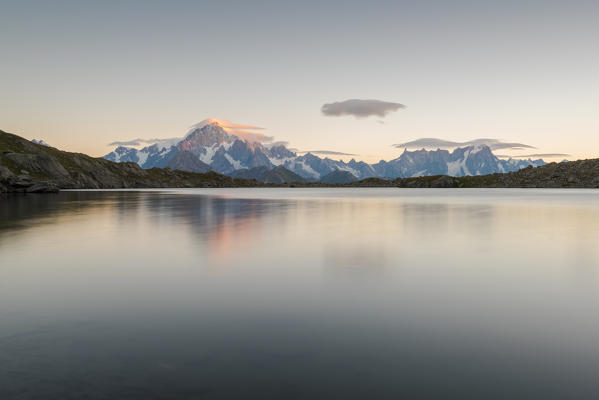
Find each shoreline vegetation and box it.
[2,129,599,193]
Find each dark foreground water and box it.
[2,188,599,399]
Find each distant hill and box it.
[230,165,305,184]
[0,129,261,193]
[320,170,357,184]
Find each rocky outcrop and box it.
[0,165,58,193]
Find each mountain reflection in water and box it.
[1,188,599,399]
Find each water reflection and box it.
[323,245,386,276]
[2,188,599,399]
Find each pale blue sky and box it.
[1,0,597,161]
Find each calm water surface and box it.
[2,188,599,399]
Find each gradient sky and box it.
[1,0,597,162]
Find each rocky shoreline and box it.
[0,165,58,193]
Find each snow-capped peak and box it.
[32,139,51,147]
[185,118,223,136]
[470,145,486,154]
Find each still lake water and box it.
[2,188,599,399]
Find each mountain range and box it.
[2,128,597,193]
[103,120,546,183]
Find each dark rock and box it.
[320,170,357,184]
[231,165,305,184]
[4,152,70,178]
[429,176,457,188]
[26,182,59,193]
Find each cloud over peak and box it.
[321,99,405,119]
[496,153,570,159]
[231,130,274,143]
[298,150,358,156]
[109,118,277,150]
[394,138,536,151]
[108,137,181,147]
[188,118,272,143]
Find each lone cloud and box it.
[321,99,405,119]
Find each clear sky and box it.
[1,0,597,162]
